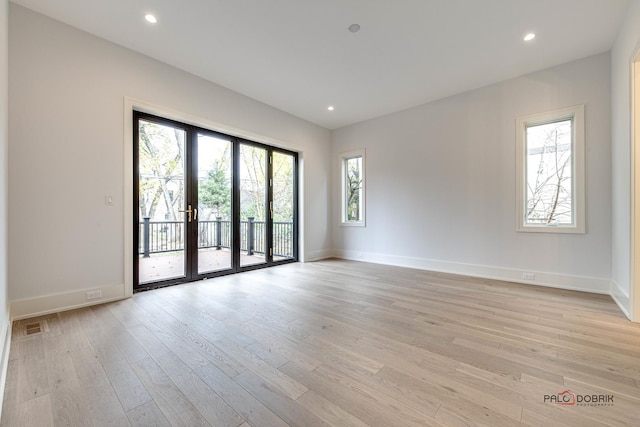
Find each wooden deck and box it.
[139,249,268,283]
[3,259,640,426]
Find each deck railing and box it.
[139,217,293,258]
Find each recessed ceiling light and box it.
[145,14,157,24]
[348,24,360,33]
[524,33,536,41]
[327,106,335,111]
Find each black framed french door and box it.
[133,111,298,291]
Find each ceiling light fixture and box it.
[348,24,360,33]
[524,33,536,41]
[328,106,335,111]
[145,14,158,24]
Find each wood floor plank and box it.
[140,289,257,347]
[131,357,210,427]
[434,404,523,427]
[149,290,292,371]
[69,345,131,427]
[313,361,442,423]
[194,362,289,427]
[561,377,640,426]
[128,319,247,382]
[75,308,153,413]
[519,408,603,427]
[412,330,566,385]
[126,401,171,427]
[107,298,147,329]
[296,390,370,427]
[44,346,94,427]
[13,335,48,405]
[454,362,609,426]
[2,259,640,426]
[90,304,151,364]
[233,369,328,427]
[212,335,309,400]
[222,315,322,371]
[280,360,438,427]
[302,335,384,374]
[130,298,248,376]
[154,350,244,427]
[244,341,290,368]
[450,329,640,398]
[17,394,54,427]
[55,309,93,353]
[0,359,19,426]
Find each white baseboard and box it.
[303,249,334,262]
[333,249,611,294]
[0,312,11,421]
[11,283,128,321]
[610,280,632,320]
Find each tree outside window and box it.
[525,119,573,225]
[346,156,362,221]
[341,149,365,226]
[516,105,585,234]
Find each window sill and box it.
[517,224,585,234]
[341,221,366,227]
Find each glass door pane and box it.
[197,134,232,274]
[272,151,295,260]
[240,144,267,267]
[138,119,186,283]
[135,111,298,290]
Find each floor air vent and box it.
[25,323,42,336]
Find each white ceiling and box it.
[11,0,629,129]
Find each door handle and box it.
[194,208,197,221]
[179,205,193,222]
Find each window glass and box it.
[516,105,584,233]
[345,156,363,222]
[525,119,573,225]
[340,149,365,226]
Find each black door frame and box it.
[133,111,298,291]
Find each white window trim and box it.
[516,105,585,234]
[340,149,366,227]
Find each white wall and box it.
[0,0,11,411]
[610,0,640,320]
[8,5,331,317]
[332,53,612,293]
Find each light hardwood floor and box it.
[2,259,640,426]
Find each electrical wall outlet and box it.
[522,272,535,280]
[86,290,102,300]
